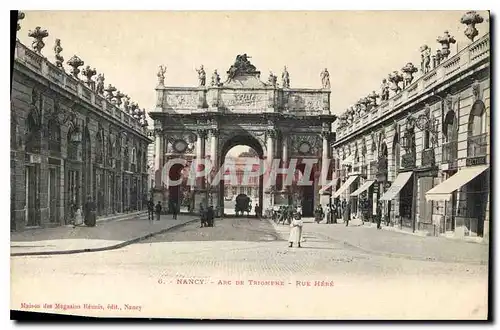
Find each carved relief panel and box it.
[289,133,321,157]
[166,131,197,154]
[219,91,268,113]
[283,92,324,115]
[163,91,199,110]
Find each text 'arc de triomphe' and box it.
[148,55,336,217]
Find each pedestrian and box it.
[376,201,382,229]
[206,205,214,227]
[344,201,351,227]
[254,203,261,219]
[155,201,162,221]
[84,195,96,227]
[73,206,83,227]
[325,205,331,224]
[314,204,324,224]
[199,204,206,228]
[172,202,178,220]
[288,212,304,248]
[147,198,154,221]
[331,203,337,224]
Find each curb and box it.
[11,218,198,257]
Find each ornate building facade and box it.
[149,56,336,217]
[11,17,152,231]
[332,12,490,241]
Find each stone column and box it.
[210,128,219,214]
[320,131,331,207]
[278,134,289,204]
[194,129,207,209]
[264,128,277,212]
[153,128,165,205]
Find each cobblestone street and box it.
[11,217,488,319]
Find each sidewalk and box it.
[10,213,197,256]
[267,217,489,265]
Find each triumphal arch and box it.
[148,55,336,217]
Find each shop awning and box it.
[342,154,354,166]
[425,165,489,201]
[350,180,376,197]
[333,175,358,198]
[379,171,413,201]
[319,180,335,195]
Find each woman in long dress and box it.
[288,213,303,248]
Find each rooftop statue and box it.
[196,65,206,86]
[211,69,221,87]
[320,68,330,89]
[282,66,290,88]
[157,65,167,86]
[53,39,64,70]
[267,71,278,87]
[227,54,257,79]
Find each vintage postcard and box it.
[10,10,490,320]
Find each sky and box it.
[17,10,490,157]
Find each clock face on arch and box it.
[298,141,311,154]
[173,139,188,153]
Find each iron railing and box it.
[467,133,488,158]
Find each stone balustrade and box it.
[155,86,331,116]
[14,41,148,137]
[336,33,490,142]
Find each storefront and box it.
[425,165,489,239]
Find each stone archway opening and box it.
[293,162,318,217]
[220,134,264,217]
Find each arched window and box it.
[124,147,129,171]
[95,131,103,164]
[25,112,41,153]
[467,100,487,158]
[443,110,458,142]
[423,130,430,150]
[11,115,18,149]
[392,133,400,175]
[107,136,113,167]
[137,149,143,172]
[47,119,61,154]
[131,147,137,164]
[468,100,486,137]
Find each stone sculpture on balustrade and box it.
[267,71,278,87]
[28,26,49,54]
[227,54,257,80]
[96,74,105,95]
[157,65,167,86]
[53,39,64,70]
[420,45,431,74]
[380,78,390,101]
[388,71,403,94]
[282,66,290,88]
[320,68,330,89]
[461,11,484,42]
[82,65,97,90]
[401,63,418,88]
[211,70,221,87]
[196,65,206,86]
[437,31,456,60]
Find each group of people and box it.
[273,205,301,225]
[146,199,179,222]
[71,196,97,227]
[339,198,384,229]
[199,204,215,227]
